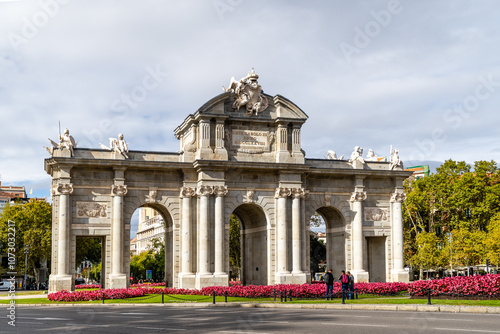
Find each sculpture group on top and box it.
[100,133,129,159]
[45,128,77,157]
[223,68,269,116]
[45,129,130,159]
[326,146,403,169]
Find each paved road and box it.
[3,305,500,333]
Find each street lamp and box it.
[24,244,30,290]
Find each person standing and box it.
[339,270,349,299]
[324,269,334,300]
[347,271,355,299]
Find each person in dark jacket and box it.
[347,271,355,299]
[324,269,334,299]
[339,270,349,299]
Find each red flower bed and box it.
[48,288,145,302]
[49,280,413,302]
[408,274,500,297]
[130,282,166,288]
[75,284,101,289]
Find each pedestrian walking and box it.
[339,270,349,300]
[324,269,334,300]
[347,271,355,299]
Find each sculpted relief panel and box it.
[76,202,108,218]
[364,207,388,222]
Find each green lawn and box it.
[2,294,500,307]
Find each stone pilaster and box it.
[276,123,289,162]
[197,119,212,158]
[391,191,409,282]
[214,122,228,159]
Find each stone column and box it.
[197,185,213,276]
[57,183,72,277]
[213,186,228,276]
[391,191,409,282]
[180,187,195,275]
[291,188,304,274]
[109,184,127,289]
[275,187,291,275]
[350,184,369,282]
[49,182,74,293]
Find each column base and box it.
[108,274,128,289]
[178,273,196,289]
[195,273,215,289]
[391,270,409,283]
[275,272,307,284]
[351,270,369,283]
[213,273,229,287]
[49,274,73,293]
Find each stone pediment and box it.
[174,89,308,164]
[194,91,308,122]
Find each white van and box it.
[0,280,13,291]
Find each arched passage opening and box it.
[232,203,268,286]
[316,206,346,276]
[127,203,174,286]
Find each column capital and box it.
[291,187,306,199]
[213,185,228,197]
[111,184,128,196]
[180,186,196,198]
[56,183,73,195]
[275,186,291,198]
[197,185,214,197]
[350,191,367,202]
[390,192,406,203]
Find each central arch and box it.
[232,203,268,285]
[125,202,174,287]
[316,206,346,275]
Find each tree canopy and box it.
[404,159,500,273]
[0,200,52,278]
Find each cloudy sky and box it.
[1,0,500,204]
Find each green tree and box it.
[411,231,446,275]
[484,213,500,266]
[0,200,52,278]
[229,214,240,278]
[451,229,486,267]
[75,237,102,269]
[309,232,326,274]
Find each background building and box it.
[0,180,27,214]
[135,207,165,254]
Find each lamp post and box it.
[448,233,453,277]
[24,244,29,290]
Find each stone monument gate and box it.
[45,71,411,292]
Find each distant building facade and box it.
[405,165,430,180]
[135,207,165,254]
[0,181,27,214]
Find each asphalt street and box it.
[2,305,500,334]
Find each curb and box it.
[9,302,500,314]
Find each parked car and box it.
[0,280,12,291]
[75,278,86,286]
